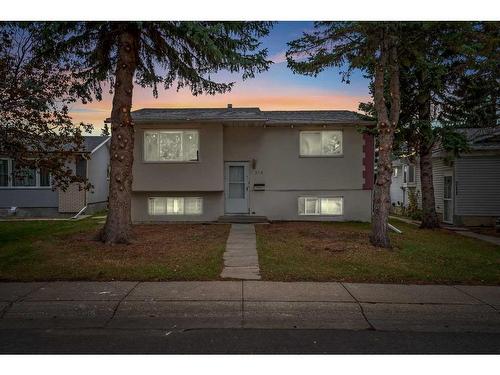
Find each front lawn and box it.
[0,217,229,281]
[256,221,500,284]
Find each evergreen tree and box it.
[287,22,402,248]
[361,22,497,229]
[101,122,110,137]
[33,21,273,243]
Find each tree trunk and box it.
[416,69,440,229]
[101,29,139,244]
[370,32,400,249]
[371,123,395,248]
[419,145,440,228]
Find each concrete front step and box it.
[218,215,268,224]
[220,266,261,280]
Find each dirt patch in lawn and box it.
[265,222,379,255]
[0,223,230,281]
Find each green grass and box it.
[0,216,229,281]
[256,221,500,284]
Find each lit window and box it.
[298,197,343,216]
[393,168,398,177]
[148,197,203,215]
[144,130,199,162]
[300,131,342,156]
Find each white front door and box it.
[443,175,454,224]
[225,162,249,214]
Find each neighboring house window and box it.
[408,165,415,183]
[76,157,87,178]
[148,197,203,215]
[403,165,416,183]
[300,131,342,157]
[298,196,343,216]
[144,130,199,162]
[0,159,8,186]
[393,167,398,177]
[12,161,36,187]
[0,159,52,188]
[39,167,51,187]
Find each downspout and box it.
[71,205,87,220]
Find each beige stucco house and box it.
[127,107,375,223]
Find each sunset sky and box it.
[70,22,371,134]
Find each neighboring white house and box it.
[0,136,111,217]
[391,128,500,226]
[124,106,376,223]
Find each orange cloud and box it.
[70,85,369,132]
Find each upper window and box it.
[144,130,199,162]
[393,167,398,178]
[298,196,343,216]
[300,131,343,157]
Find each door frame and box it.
[224,161,250,214]
[443,174,454,224]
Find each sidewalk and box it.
[0,281,499,333]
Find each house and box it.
[126,106,375,223]
[390,158,417,208]
[0,136,110,217]
[391,127,500,226]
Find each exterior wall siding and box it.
[0,189,58,208]
[431,158,453,215]
[86,142,110,205]
[454,156,500,216]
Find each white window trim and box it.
[299,130,343,157]
[403,164,416,185]
[298,196,344,216]
[0,158,52,189]
[143,130,200,163]
[148,197,203,216]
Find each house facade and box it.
[128,107,375,223]
[391,128,500,226]
[0,136,110,217]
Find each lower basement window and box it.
[298,196,343,216]
[148,197,203,215]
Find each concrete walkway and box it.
[450,230,500,246]
[220,224,261,280]
[390,215,500,246]
[0,281,499,333]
